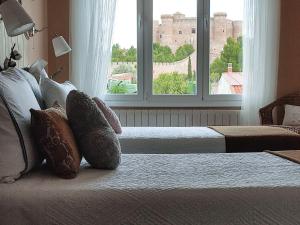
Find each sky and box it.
[112,0,244,48]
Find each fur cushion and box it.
[30,104,81,179]
[66,90,121,170]
[93,97,122,134]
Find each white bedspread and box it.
[118,127,226,153]
[1,153,300,225]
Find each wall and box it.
[47,0,70,83]
[23,0,48,65]
[277,0,300,97]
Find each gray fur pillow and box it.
[66,90,121,170]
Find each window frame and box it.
[105,0,242,108]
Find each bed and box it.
[1,152,300,225]
[118,127,226,154]
[118,126,300,154]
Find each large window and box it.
[107,0,244,107]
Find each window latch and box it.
[204,16,209,31]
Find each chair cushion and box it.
[93,97,122,134]
[40,77,76,109]
[0,69,42,183]
[283,105,300,126]
[30,104,81,179]
[66,90,121,170]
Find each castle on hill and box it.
[153,12,243,61]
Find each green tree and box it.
[210,58,226,82]
[125,46,137,62]
[153,43,174,63]
[108,81,129,94]
[175,44,195,61]
[210,37,243,81]
[112,44,126,62]
[112,64,136,74]
[153,72,189,95]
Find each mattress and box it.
[1,153,300,225]
[118,127,226,153]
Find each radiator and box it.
[113,109,240,127]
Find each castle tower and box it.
[233,21,243,39]
[213,12,228,44]
[173,12,185,21]
[153,20,159,43]
[159,14,175,49]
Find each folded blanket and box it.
[266,150,300,165]
[209,126,300,153]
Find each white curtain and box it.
[241,0,281,125]
[70,0,116,98]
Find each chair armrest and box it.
[259,102,277,125]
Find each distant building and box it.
[216,64,243,95]
[153,12,243,62]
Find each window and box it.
[107,0,244,107]
[108,0,138,95]
[209,0,244,96]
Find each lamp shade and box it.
[0,0,35,37]
[52,36,72,57]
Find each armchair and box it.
[259,91,300,125]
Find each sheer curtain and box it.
[241,0,281,125]
[70,0,116,98]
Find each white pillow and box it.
[40,77,76,109]
[0,69,42,183]
[282,105,300,126]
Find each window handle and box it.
[138,16,142,29]
[204,16,209,31]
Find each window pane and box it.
[209,0,244,95]
[108,0,137,95]
[153,0,197,95]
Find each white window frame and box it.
[105,0,242,107]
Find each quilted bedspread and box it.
[1,153,300,225]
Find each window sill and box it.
[106,99,242,109]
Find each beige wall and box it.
[23,0,48,66]
[277,0,300,98]
[23,0,70,82]
[47,0,70,83]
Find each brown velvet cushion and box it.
[93,97,122,134]
[30,104,81,179]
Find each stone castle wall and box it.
[112,51,197,79]
[153,12,242,62]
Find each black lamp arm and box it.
[50,67,64,80]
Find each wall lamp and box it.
[0,0,35,37]
[51,35,72,79]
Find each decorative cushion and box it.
[30,104,81,179]
[40,77,76,109]
[93,97,122,134]
[67,90,121,170]
[283,105,300,126]
[0,69,42,183]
